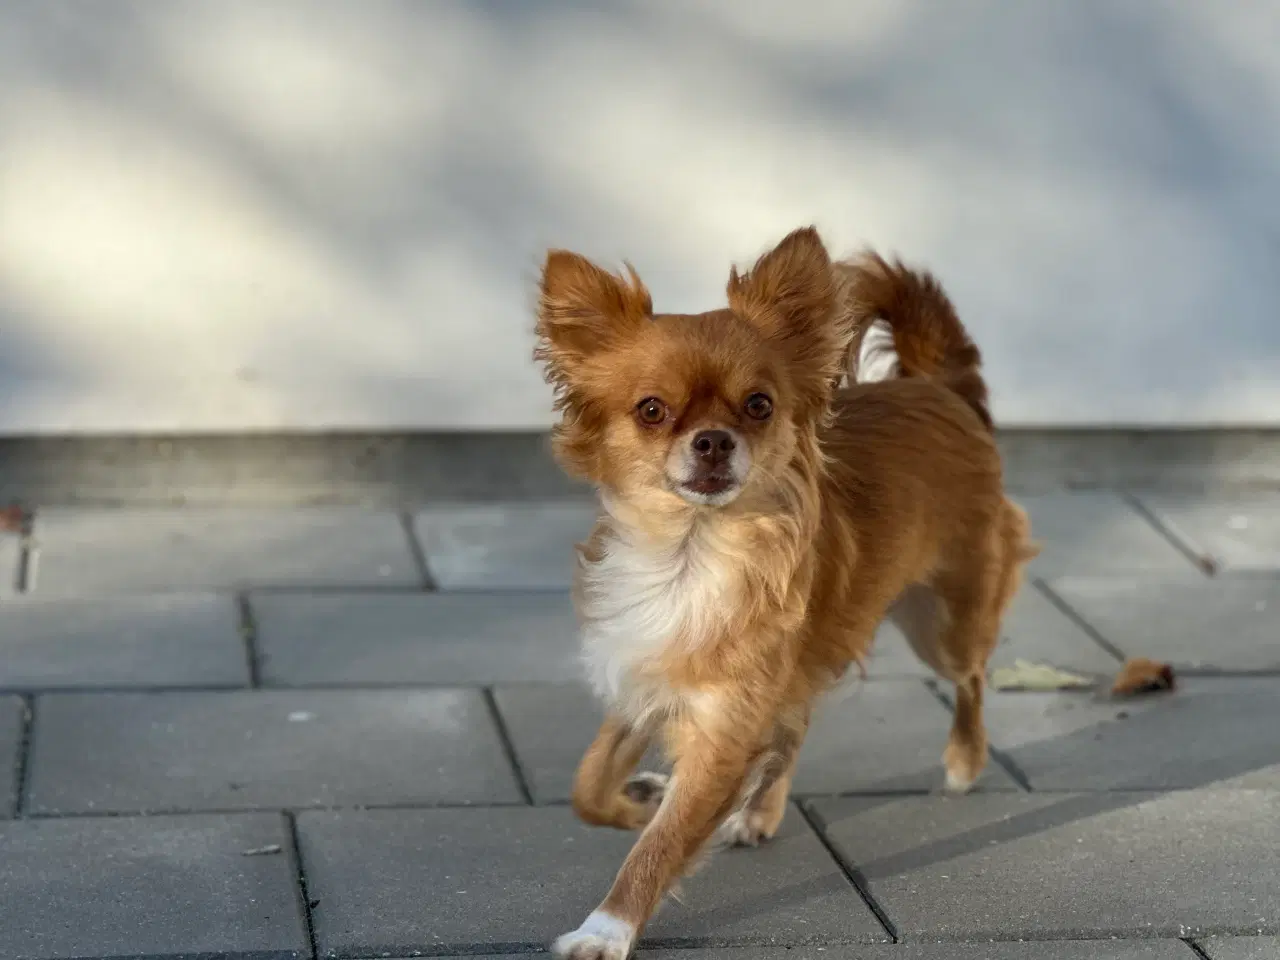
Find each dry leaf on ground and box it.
[1111,658,1176,696]
[989,659,1095,692]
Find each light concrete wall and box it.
[1,1,1276,433]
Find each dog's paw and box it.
[552,911,635,960]
[622,771,668,805]
[942,743,981,794]
[716,808,777,847]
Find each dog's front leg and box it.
[571,712,663,830]
[553,703,762,960]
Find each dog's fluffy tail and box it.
[837,252,993,431]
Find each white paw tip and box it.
[552,911,634,960]
[717,810,771,847]
[944,767,977,794]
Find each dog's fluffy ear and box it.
[726,227,849,409]
[534,250,652,393]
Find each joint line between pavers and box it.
[399,510,438,591]
[1031,578,1129,664]
[24,797,537,820]
[285,811,320,960]
[12,502,35,592]
[482,687,535,805]
[237,593,263,688]
[12,694,34,817]
[1122,490,1219,576]
[923,679,1034,793]
[796,799,899,943]
[17,783,1224,821]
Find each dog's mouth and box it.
[682,473,735,496]
[673,470,742,506]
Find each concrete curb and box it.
[1,429,1278,506]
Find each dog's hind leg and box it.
[718,705,810,847]
[890,575,1000,793]
[887,583,949,675]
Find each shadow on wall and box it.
[0,0,1278,432]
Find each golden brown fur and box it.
[838,251,993,429]
[535,227,1035,960]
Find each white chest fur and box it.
[577,520,739,725]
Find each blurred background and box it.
[1,0,1277,435]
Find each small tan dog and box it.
[534,227,1036,959]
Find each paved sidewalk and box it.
[1,491,1278,959]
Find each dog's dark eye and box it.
[636,397,668,425]
[744,393,773,420]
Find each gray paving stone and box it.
[982,677,1280,791]
[298,804,886,955]
[415,501,597,589]
[0,813,306,959]
[1200,938,1280,959]
[492,683,666,804]
[1019,492,1195,575]
[1,533,17,593]
[1,698,22,818]
[1049,577,1280,673]
[0,594,246,689]
[29,507,421,593]
[867,583,1120,679]
[794,680,1017,794]
[496,681,1015,801]
[255,591,580,686]
[634,944,1197,959]
[27,689,519,813]
[994,582,1123,673]
[1141,494,1280,572]
[809,789,1280,941]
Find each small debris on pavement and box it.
[1195,553,1220,575]
[240,844,283,857]
[1111,658,1176,696]
[0,504,24,533]
[990,659,1095,692]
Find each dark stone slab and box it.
[494,680,1015,803]
[254,591,580,686]
[1199,938,1280,959]
[29,507,421,593]
[491,683,665,804]
[1140,494,1280,572]
[1048,577,1280,673]
[807,582,1118,681]
[0,813,306,959]
[298,804,887,956]
[0,594,246,689]
[1018,493,1194,575]
[636,944,1197,959]
[809,790,1280,941]
[415,502,596,589]
[982,677,1280,790]
[793,680,1018,794]
[1,698,22,818]
[27,689,520,813]
[0,534,17,593]
[410,946,1195,960]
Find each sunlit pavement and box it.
[1,492,1277,959]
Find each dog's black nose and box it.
[692,429,735,462]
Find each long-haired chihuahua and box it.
[534,227,1036,959]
